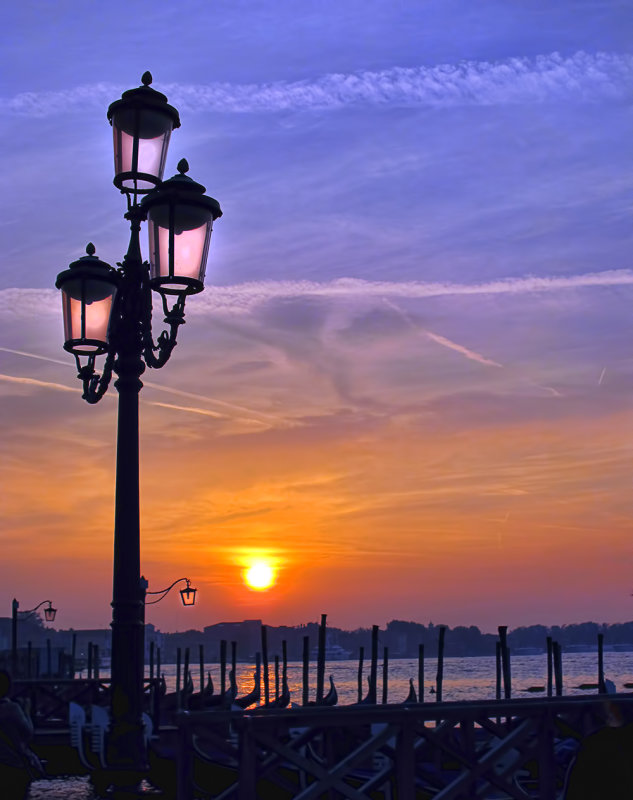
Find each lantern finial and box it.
[86,242,96,256]
[177,158,189,175]
[141,71,153,86]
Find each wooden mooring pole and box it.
[357,646,364,703]
[498,625,511,699]
[546,636,553,697]
[369,625,379,704]
[418,644,424,703]
[302,635,309,706]
[220,639,227,698]
[261,626,270,706]
[382,646,389,704]
[598,633,606,693]
[436,626,446,702]
[316,613,327,704]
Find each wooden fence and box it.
[175,693,631,800]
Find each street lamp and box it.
[55,72,222,784]
[144,577,197,607]
[11,600,57,677]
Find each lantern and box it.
[107,72,180,195]
[44,604,57,623]
[55,244,119,355]
[179,580,197,606]
[141,159,222,296]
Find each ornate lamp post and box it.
[11,600,57,677]
[55,73,221,786]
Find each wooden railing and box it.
[175,693,631,799]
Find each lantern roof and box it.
[107,71,180,130]
[55,243,118,289]
[141,159,222,220]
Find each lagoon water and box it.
[29,653,633,798]
[155,651,633,704]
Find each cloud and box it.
[3,52,632,118]
[2,269,633,320]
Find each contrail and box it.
[598,367,607,385]
[0,345,292,426]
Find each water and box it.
[153,651,633,704]
[29,654,633,797]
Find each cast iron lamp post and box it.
[11,599,57,677]
[55,73,221,785]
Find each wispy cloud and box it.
[2,269,633,318]
[3,52,632,117]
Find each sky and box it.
[1,1,632,635]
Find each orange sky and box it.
[1,280,631,634]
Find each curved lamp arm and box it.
[15,599,57,622]
[145,577,196,606]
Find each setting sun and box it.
[244,561,276,591]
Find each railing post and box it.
[176,715,194,800]
[396,709,415,800]
[238,716,257,800]
[538,706,556,800]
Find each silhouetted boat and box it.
[402,678,417,704]
[310,643,351,661]
[233,668,261,709]
[264,676,290,708]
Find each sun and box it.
[244,561,276,591]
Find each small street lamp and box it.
[144,577,197,606]
[55,72,221,787]
[11,599,57,676]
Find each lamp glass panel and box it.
[112,108,173,190]
[61,281,116,352]
[44,607,56,622]
[180,587,196,606]
[148,212,212,289]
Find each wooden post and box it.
[382,646,389,704]
[199,644,205,695]
[546,636,553,697]
[176,647,182,710]
[418,644,424,703]
[220,639,227,697]
[156,647,161,685]
[94,644,100,681]
[554,641,563,696]
[316,613,327,704]
[357,646,364,703]
[274,655,280,699]
[282,640,288,688]
[498,626,511,699]
[495,640,502,701]
[598,633,606,693]
[369,625,379,704]
[183,647,190,710]
[261,626,269,706]
[302,636,310,706]
[149,641,155,682]
[436,626,446,702]
[87,642,93,680]
[231,640,237,683]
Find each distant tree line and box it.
[152,619,633,661]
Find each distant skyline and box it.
[1,1,632,633]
